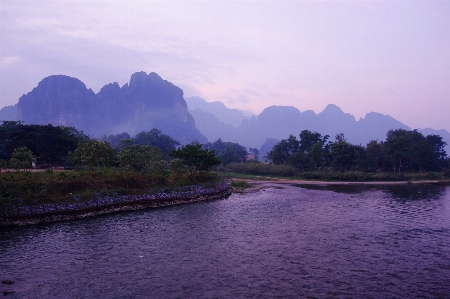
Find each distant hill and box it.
[14,72,206,144]
[186,101,450,155]
[189,108,238,142]
[0,104,17,121]
[3,75,449,154]
[185,96,253,128]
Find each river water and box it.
[1,183,450,298]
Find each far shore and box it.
[227,177,450,193]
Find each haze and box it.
[1,1,449,131]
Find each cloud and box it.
[222,95,250,105]
[1,1,449,132]
[1,56,21,65]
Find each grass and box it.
[229,180,253,189]
[221,168,447,183]
[222,163,297,177]
[297,170,445,182]
[218,172,289,180]
[221,163,449,182]
[0,168,221,206]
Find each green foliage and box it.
[0,167,222,206]
[0,159,9,171]
[134,128,180,159]
[384,129,447,172]
[267,134,299,164]
[229,180,253,189]
[170,144,221,173]
[268,130,330,170]
[266,129,447,173]
[329,141,368,171]
[298,170,443,182]
[10,146,36,170]
[203,139,247,165]
[169,158,189,175]
[69,140,115,169]
[299,130,329,153]
[365,140,386,171]
[104,132,131,148]
[0,121,88,165]
[224,162,297,176]
[117,144,168,174]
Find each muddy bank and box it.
[0,182,231,228]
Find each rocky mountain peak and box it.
[319,104,344,116]
[15,72,206,144]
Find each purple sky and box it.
[1,1,449,131]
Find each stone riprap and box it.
[0,182,231,227]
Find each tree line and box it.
[3,121,447,175]
[0,122,245,173]
[267,129,448,172]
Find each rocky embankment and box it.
[0,182,231,227]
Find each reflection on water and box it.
[1,184,450,298]
[293,182,445,201]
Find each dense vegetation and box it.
[2,121,450,207]
[0,121,88,166]
[202,138,247,165]
[0,122,223,205]
[0,168,220,206]
[267,129,448,173]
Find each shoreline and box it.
[0,182,231,228]
[229,178,449,193]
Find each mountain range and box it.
[1,72,449,156]
[2,72,206,144]
[186,97,450,159]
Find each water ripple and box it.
[1,184,450,298]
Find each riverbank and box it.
[220,169,450,182]
[227,177,450,193]
[0,182,231,228]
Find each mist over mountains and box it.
[186,97,450,157]
[185,96,254,128]
[1,71,449,155]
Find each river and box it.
[1,183,449,298]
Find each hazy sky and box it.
[1,1,449,131]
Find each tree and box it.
[329,141,368,171]
[410,132,447,172]
[10,146,36,171]
[69,140,115,170]
[383,129,448,172]
[384,129,414,172]
[308,142,323,170]
[117,144,167,174]
[365,140,387,171]
[203,139,247,165]
[134,129,180,158]
[268,131,330,170]
[299,130,329,153]
[0,121,88,165]
[170,144,220,173]
[104,132,131,148]
[0,159,9,172]
[424,134,447,170]
[267,135,299,164]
